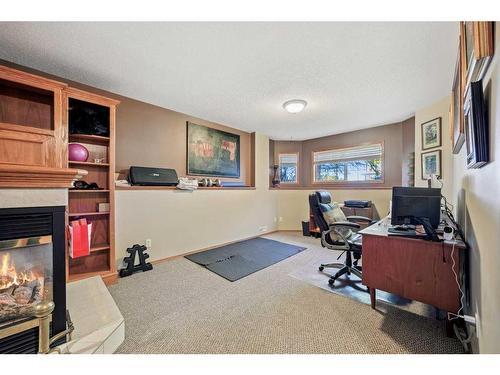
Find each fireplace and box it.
[0,236,53,324]
[0,206,66,354]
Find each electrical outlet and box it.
[259,226,268,232]
[279,217,283,222]
[273,217,277,223]
[145,239,152,249]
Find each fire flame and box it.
[0,252,39,290]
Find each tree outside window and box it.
[279,153,299,183]
[313,144,383,183]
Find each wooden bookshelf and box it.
[69,189,111,193]
[69,161,110,167]
[69,133,110,144]
[68,269,117,283]
[90,244,111,252]
[68,211,110,217]
[0,65,83,187]
[65,88,119,285]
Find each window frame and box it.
[311,141,385,186]
[278,152,300,185]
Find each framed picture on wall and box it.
[186,122,240,178]
[460,22,494,94]
[451,39,465,154]
[464,80,489,169]
[421,117,441,150]
[421,150,442,180]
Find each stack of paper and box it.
[177,177,198,190]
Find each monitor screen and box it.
[391,187,442,228]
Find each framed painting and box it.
[451,39,465,154]
[464,80,489,169]
[421,117,441,150]
[186,122,240,178]
[460,22,494,94]
[421,149,442,180]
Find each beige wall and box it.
[277,189,391,230]
[272,121,405,188]
[115,133,277,265]
[401,116,415,186]
[116,97,252,185]
[271,121,406,229]
[0,59,253,185]
[272,140,304,184]
[450,23,500,354]
[414,96,453,201]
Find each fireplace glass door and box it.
[0,236,53,327]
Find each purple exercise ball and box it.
[68,143,89,162]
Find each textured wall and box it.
[0,59,253,185]
[401,116,415,186]
[115,133,278,265]
[451,22,500,354]
[272,121,405,188]
[414,96,453,201]
[115,97,252,185]
[276,188,391,231]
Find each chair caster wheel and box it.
[328,278,335,286]
[319,266,324,271]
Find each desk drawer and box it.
[362,234,461,313]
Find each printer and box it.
[128,166,179,186]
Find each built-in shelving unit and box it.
[69,161,110,167]
[69,189,111,193]
[68,211,110,217]
[65,88,119,285]
[69,133,110,143]
[0,65,83,187]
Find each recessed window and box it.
[313,143,383,184]
[279,153,299,184]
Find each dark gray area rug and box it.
[185,237,306,281]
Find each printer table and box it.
[360,220,466,335]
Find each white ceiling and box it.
[0,22,459,140]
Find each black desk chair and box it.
[309,191,374,286]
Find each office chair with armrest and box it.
[308,191,374,285]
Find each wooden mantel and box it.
[0,164,87,188]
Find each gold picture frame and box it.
[460,21,494,97]
[451,38,465,154]
[450,22,494,154]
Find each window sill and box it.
[116,185,256,191]
[269,185,391,190]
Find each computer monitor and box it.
[391,186,442,229]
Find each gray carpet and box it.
[108,232,463,354]
[289,259,439,318]
[185,237,306,281]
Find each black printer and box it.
[128,166,179,186]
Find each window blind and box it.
[279,154,298,164]
[313,144,382,163]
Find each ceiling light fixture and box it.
[283,99,307,114]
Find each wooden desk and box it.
[360,220,466,315]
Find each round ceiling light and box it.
[283,99,307,114]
